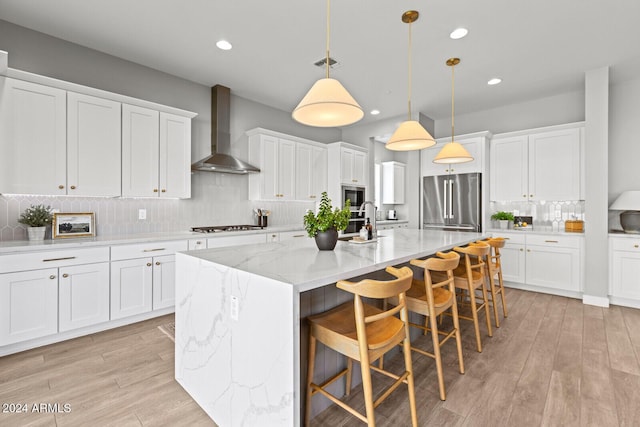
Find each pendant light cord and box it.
[326,0,330,79]
[451,63,455,143]
[407,19,412,121]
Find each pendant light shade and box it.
[385,10,436,151]
[292,78,364,127]
[292,0,363,127]
[433,57,473,164]
[386,120,436,151]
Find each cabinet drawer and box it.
[0,247,110,274]
[526,234,582,248]
[611,237,640,252]
[111,240,187,261]
[493,232,525,245]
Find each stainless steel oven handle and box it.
[443,179,448,219]
[448,179,454,220]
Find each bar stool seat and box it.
[305,266,418,427]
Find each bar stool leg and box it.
[305,335,317,427]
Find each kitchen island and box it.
[175,228,485,426]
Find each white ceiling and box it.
[1,0,640,125]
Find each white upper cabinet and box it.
[421,132,489,177]
[248,133,296,200]
[122,106,191,198]
[382,161,405,205]
[248,128,327,202]
[339,147,367,185]
[67,92,121,197]
[296,143,328,201]
[1,71,195,198]
[0,77,67,195]
[491,124,583,201]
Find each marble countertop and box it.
[180,228,486,293]
[0,225,304,254]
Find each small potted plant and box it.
[491,211,515,230]
[18,204,53,241]
[303,192,351,250]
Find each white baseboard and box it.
[582,294,610,307]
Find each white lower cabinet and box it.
[278,230,308,241]
[0,269,58,345]
[0,246,110,346]
[377,221,409,230]
[207,233,267,248]
[493,232,582,294]
[610,236,640,305]
[110,240,187,319]
[59,262,110,332]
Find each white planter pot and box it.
[27,226,46,241]
[499,220,509,230]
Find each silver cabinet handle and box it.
[146,263,152,267]
[293,234,305,238]
[143,248,165,252]
[155,261,161,265]
[62,273,69,278]
[544,240,558,243]
[49,275,56,280]
[43,256,76,262]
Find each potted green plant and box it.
[18,204,53,241]
[491,211,514,230]
[303,192,351,250]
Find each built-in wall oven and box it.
[342,186,365,234]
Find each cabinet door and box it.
[159,112,191,198]
[490,136,528,201]
[341,148,354,184]
[278,139,296,200]
[122,104,160,197]
[500,242,526,283]
[0,77,67,195]
[611,250,640,300]
[259,134,279,200]
[59,262,110,332]
[152,254,176,310]
[311,145,328,199]
[295,143,313,201]
[528,128,580,201]
[278,231,307,241]
[525,245,580,292]
[110,258,153,319]
[445,140,482,175]
[352,150,367,185]
[67,92,121,197]
[0,268,58,345]
[208,233,267,248]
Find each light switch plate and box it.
[230,295,239,321]
[138,209,146,220]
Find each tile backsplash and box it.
[0,173,314,242]
[490,200,585,232]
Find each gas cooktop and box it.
[191,225,264,233]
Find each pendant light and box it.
[386,10,436,151]
[292,0,363,127]
[433,58,474,163]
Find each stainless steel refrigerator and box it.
[422,173,482,232]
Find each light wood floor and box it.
[0,315,216,427]
[311,288,640,426]
[1,288,640,426]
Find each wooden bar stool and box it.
[481,237,508,327]
[305,266,418,427]
[436,243,493,353]
[387,251,464,401]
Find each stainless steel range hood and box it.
[191,85,260,174]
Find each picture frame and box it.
[52,212,95,239]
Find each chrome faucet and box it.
[358,201,377,237]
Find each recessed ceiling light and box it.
[488,78,502,85]
[370,109,380,115]
[449,28,468,40]
[216,40,232,51]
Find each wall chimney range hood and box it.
[191,85,260,174]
